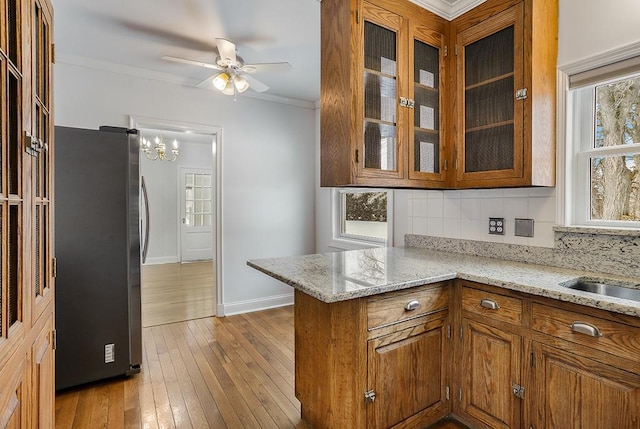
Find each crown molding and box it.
[56,52,317,109]
[408,0,487,20]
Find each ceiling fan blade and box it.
[243,74,270,93]
[240,62,292,74]
[215,38,237,65]
[195,73,219,89]
[162,55,222,71]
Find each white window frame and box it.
[330,188,394,250]
[564,47,640,229]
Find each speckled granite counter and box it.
[248,247,640,317]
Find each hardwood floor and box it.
[142,261,216,327]
[55,306,307,428]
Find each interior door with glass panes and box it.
[456,4,525,185]
[409,24,446,184]
[180,169,214,262]
[359,2,406,181]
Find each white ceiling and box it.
[53,0,484,103]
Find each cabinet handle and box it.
[570,322,602,337]
[405,300,421,311]
[480,298,500,310]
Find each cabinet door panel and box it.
[455,3,525,186]
[533,342,640,429]
[359,1,406,180]
[409,24,446,183]
[461,319,521,429]
[32,316,54,428]
[367,319,446,429]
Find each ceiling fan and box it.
[162,38,291,95]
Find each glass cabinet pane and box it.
[9,205,19,327]
[8,71,19,195]
[463,26,515,173]
[363,21,398,172]
[8,0,19,66]
[413,40,440,174]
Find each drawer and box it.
[367,283,449,330]
[532,303,640,362]
[462,286,523,325]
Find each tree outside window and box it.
[591,76,640,221]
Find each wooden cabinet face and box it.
[408,24,446,182]
[533,342,640,429]
[31,0,54,323]
[461,318,522,429]
[455,3,525,186]
[360,1,405,179]
[367,319,447,429]
[0,358,26,429]
[32,316,54,428]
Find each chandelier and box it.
[141,133,179,161]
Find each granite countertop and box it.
[248,247,640,318]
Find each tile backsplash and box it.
[407,188,557,248]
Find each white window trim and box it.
[329,188,394,251]
[560,41,640,229]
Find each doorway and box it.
[131,116,222,327]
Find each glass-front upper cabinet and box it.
[31,0,54,322]
[409,25,446,183]
[455,4,525,186]
[359,1,405,181]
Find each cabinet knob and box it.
[405,300,421,311]
[480,298,500,310]
[570,321,602,337]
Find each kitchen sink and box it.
[561,278,640,303]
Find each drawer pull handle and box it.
[480,298,500,310]
[405,300,421,311]
[570,322,602,337]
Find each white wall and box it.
[55,62,316,315]
[316,2,640,252]
[141,138,214,264]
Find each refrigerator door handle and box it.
[141,176,150,264]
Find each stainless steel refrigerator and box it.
[55,126,142,390]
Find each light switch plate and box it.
[515,218,534,237]
[489,218,505,235]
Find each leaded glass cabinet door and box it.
[1,0,26,345]
[358,2,406,181]
[31,0,54,322]
[409,24,446,183]
[456,4,525,186]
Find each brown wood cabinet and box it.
[295,282,451,429]
[451,0,557,188]
[320,0,557,189]
[321,0,449,188]
[455,281,640,429]
[0,0,55,425]
[293,278,640,428]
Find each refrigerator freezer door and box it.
[54,126,142,390]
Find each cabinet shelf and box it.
[465,72,514,91]
[465,119,514,133]
[414,82,438,92]
[364,67,397,80]
[414,126,438,134]
[365,117,397,127]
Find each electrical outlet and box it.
[489,218,505,235]
[105,343,115,363]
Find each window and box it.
[568,55,640,227]
[331,189,393,249]
[184,173,212,227]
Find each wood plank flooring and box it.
[142,261,216,327]
[55,307,308,429]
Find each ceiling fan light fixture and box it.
[222,79,235,95]
[234,75,250,93]
[212,72,229,91]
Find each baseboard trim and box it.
[143,256,179,265]
[222,293,294,316]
